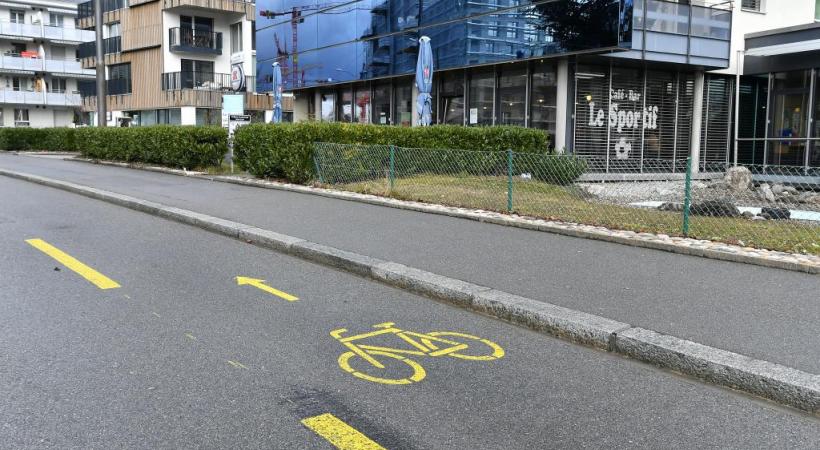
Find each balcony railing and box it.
[0,21,41,39]
[0,54,45,72]
[169,27,222,54]
[162,71,245,91]
[78,0,127,19]
[44,59,96,76]
[0,90,82,107]
[43,25,96,43]
[78,36,122,59]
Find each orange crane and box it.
[260,3,341,88]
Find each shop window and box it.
[394,79,413,127]
[337,89,353,122]
[372,82,391,125]
[196,108,220,126]
[767,71,811,167]
[498,66,526,127]
[321,92,336,122]
[530,61,557,135]
[354,86,371,123]
[469,69,494,126]
[439,71,464,125]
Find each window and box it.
[181,15,213,32]
[50,78,67,93]
[469,69,494,126]
[14,109,30,127]
[372,82,391,125]
[439,71,464,125]
[530,61,557,134]
[10,10,24,24]
[498,66,526,127]
[321,92,336,122]
[12,43,26,55]
[337,89,353,122]
[107,22,121,38]
[108,63,132,95]
[181,59,215,88]
[741,0,762,12]
[196,108,220,126]
[394,79,412,127]
[49,14,64,27]
[816,0,820,20]
[353,86,370,123]
[231,22,243,54]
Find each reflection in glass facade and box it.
[256,0,624,91]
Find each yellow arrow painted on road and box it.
[236,276,298,302]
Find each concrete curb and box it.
[2,167,819,415]
[63,158,820,275]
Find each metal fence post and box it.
[683,156,692,237]
[313,148,323,184]
[389,144,396,192]
[507,149,514,213]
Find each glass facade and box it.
[256,0,626,92]
[737,70,820,171]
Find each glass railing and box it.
[77,36,122,59]
[107,78,131,95]
[161,71,255,91]
[78,0,127,20]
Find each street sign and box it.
[226,114,252,173]
[222,94,244,128]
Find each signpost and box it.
[227,114,251,173]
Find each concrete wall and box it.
[711,0,817,76]
[1,107,74,127]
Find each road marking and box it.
[26,238,120,290]
[301,413,385,450]
[235,276,298,302]
[227,360,248,369]
[184,333,197,341]
[151,312,162,319]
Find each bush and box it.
[234,122,550,183]
[516,153,588,185]
[75,126,227,169]
[0,127,77,152]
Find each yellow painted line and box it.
[26,238,120,290]
[227,360,248,369]
[236,276,298,302]
[301,413,385,450]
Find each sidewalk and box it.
[2,152,818,375]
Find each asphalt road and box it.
[2,172,820,448]
[0,153,818,375]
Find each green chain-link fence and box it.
[313,143,820,255]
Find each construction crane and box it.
[260,3,342,88]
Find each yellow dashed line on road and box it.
[26,238,121,290]
[301,413,385,450]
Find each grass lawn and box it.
[337,174,820,255]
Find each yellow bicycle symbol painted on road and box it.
[331,322,504,385]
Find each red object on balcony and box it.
[20,51,39,58]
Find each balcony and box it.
[169,28,222,55]
[78,0,126,20]
[161,71,251,91]
[0,90,82,107]
[162,0,255,16]
[43,25,96,44]
[44,59,96,77]
[0,54,45,73]
[0,21,41,40]
[78,36,122,59]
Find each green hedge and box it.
[75,126,227,169]
[234,122,551,184]
[0,128,77,152]
[0,126,227,169]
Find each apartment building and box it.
[77,0,271,126]
[0,0,94,127]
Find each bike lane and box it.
[2,176,819,448]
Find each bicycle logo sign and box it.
[330,322,504,385]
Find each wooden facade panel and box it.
[162,0,254,16]
[122,2,163,51]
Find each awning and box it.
[745,38,820,57]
